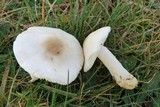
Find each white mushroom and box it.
[13,27,84,85]
[83,26,138,89]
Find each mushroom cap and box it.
[13,27,84,85]
[83,26,111,72]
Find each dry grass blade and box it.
[0,59,11,93]
[6,68,20,107]
[42,0,45,25]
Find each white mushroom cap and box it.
[13,27,84,85]
[83,27,111,72]
[83,26,138,89]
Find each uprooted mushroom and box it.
[83,26,138,89]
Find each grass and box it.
[0,0,160,106]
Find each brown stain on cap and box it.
[44,38,64,56]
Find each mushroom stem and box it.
[98,46,138,89]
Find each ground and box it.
[0,0,160,106]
